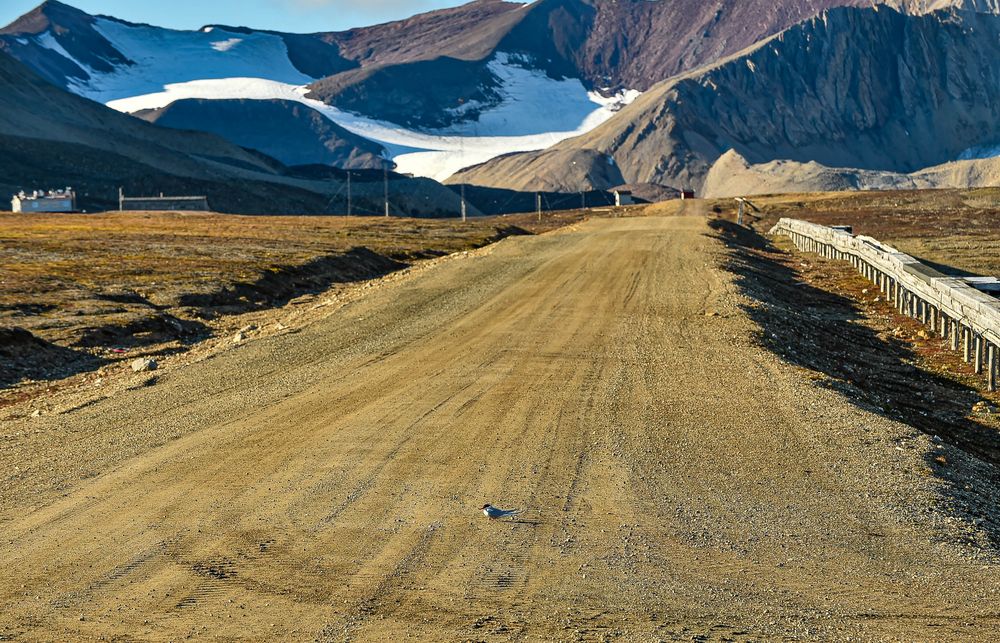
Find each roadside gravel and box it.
[2,212,999,640]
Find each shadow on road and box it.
[709,219,1000,545]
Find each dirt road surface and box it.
[3,213,1000,640]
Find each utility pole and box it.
[460,184,467,222]
[580,191,586,210]
[536,192,542,222]
[346,171,352,216]
[383,167,389,217]
[735,197,758,227]
[118,187,124,212]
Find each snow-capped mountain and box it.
[4,0,998,196]
[452,6,1000,194]
[1,0,943,182]
[1,1,640,180]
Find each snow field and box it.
[37,20,639,180]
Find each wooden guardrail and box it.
[770,218,1000,391]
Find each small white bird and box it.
[482,504,522,520]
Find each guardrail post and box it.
[772,220,1000,393]
[989,344,997,392]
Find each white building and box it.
[11,188,76,213]
[613,190,633,206]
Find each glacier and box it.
[32,19,639,181]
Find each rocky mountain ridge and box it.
[701,149,1000,197]
[454,6,1000,193]
[8,0,992,180]
[4,0,1000,198]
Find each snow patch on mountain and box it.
[67,18,312,103]
[210,38,244,53]
[102,53,639,180]
[18,13,643,180]
[37,32,82,67]
[24,14,640,181]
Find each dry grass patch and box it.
[0,207,624,390]
[707,188,1000,277]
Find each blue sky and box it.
[0,0,471,33]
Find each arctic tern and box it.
[482,504,522,519]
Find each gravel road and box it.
[2,213,1000,640]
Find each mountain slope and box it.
[305,0,934,127]
[0,50,478,215]
[0,46,279,177]
[7,0,1000,190]
[497,0,875,91]
[701,149,1000,196]
[0,48,340,213]
[305,0,1000,126]
[0,0,131,87]
[453,6,1000,192]
[450,148,625,192]
[135,99,391,170]
[8,0,984,182]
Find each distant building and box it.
[679,190,696,200]
[613,190,634,207]
[11,188,76,213]
[119,190,210,212]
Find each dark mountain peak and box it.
[0,0,131,81]
[329,0,526,65]
[37,0,75,11]
[0,0,94,36]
